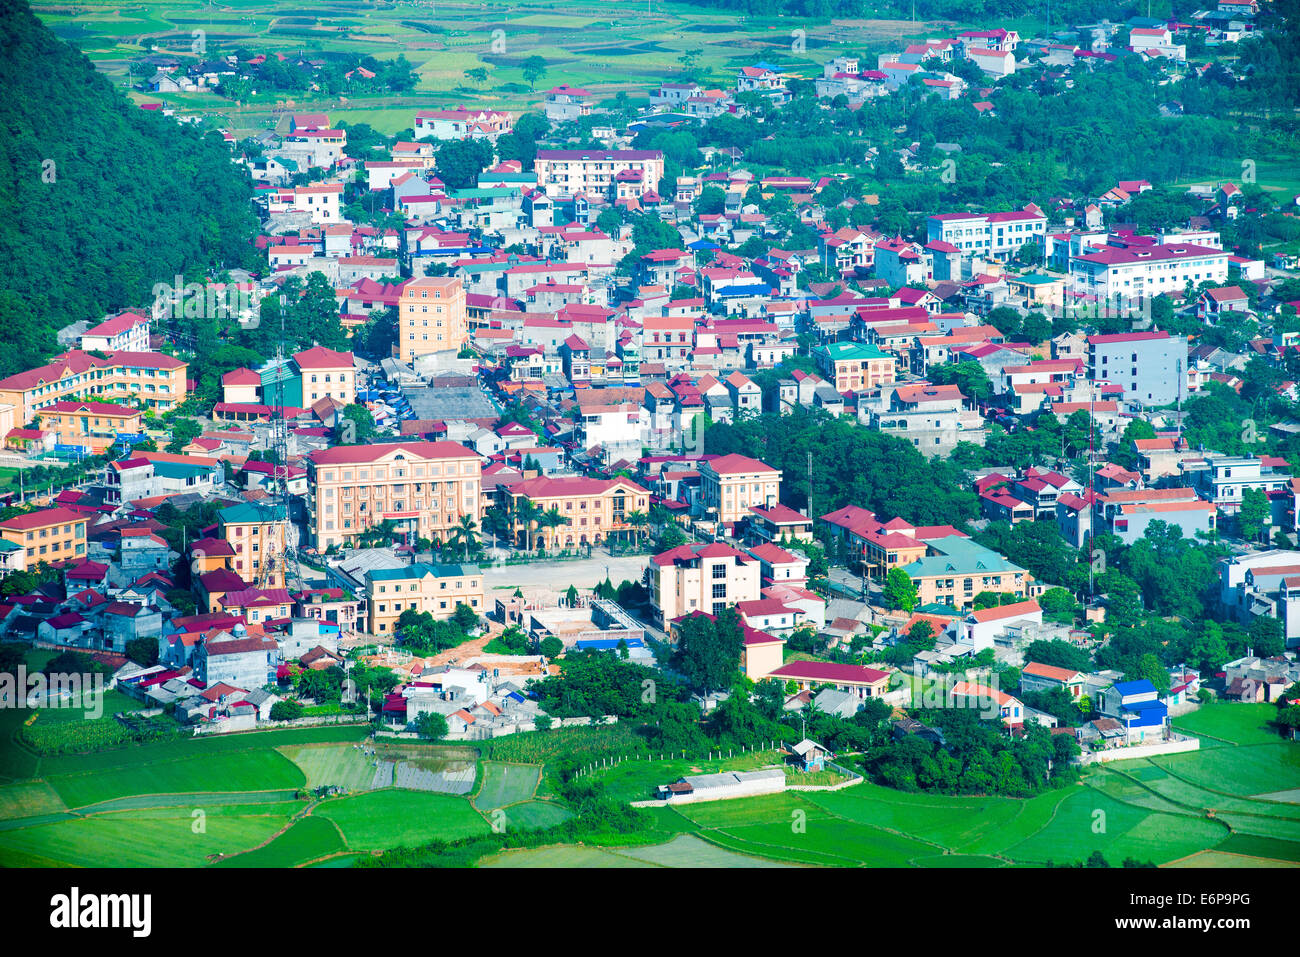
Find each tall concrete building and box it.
[399,277,467,364]
[1086,330,1188,407]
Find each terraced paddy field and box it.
[483,833,795,868]
[0,803,300,867]
[315,788,491,851]
[1,696,1296,867]
[34,0,971,135]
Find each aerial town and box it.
[0,0,1296,884]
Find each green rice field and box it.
[33,0,964,135]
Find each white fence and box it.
[1080,733,1200,765]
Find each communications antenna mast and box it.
[270,296,302,593]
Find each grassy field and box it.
[0,781,67,821]
[1150,744,1300,799]
[316,787,491,850]
[1173,703,1285,747]
[473,761,540,810]
[279,742,377,791]
[1001,788,1229,866]
[48,748,306,809]
[211,816,347,867]
[586,749,785,804]
[0,804,295,867]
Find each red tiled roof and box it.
[769,661,890,685]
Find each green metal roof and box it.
[901,536,1026,578]
[220,501,287,525]
[367,561,480,582]
[816,341,892,361]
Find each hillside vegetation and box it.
[0,0,259,376]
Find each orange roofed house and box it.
[293,345,355,405]
[307,441,482,550]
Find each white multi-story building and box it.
[926,206,1046,259]
[1086,330,1188,407]
[1128,26,1186,60]
[1069,241,1229,300]
[533,149,665,201]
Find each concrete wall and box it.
[1080,735,1200,764]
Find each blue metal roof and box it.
[574,637,645,651]
[1123,699,1167,712]
[1114,679,1157,696]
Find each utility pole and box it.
[807,450,814,523]
[1176,357,1183,443]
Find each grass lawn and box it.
[0,805,293,868]
[474,761,540,810]
[606,833,796,867]
[803,782,1050,855]
[912,853,1009,867]
[1174,703,1284,746]
[1167,849,1300,868]
[36,725,366,777]
[26,689,144,724]
[316,788,490,850]
[715,815,938,866]
[480,844,646,868]
[211,816,346,867]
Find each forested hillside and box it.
[0,0,259,376]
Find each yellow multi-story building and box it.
[36,400,144,454]
[218,501,289,588]
[398,277,467,363]
[293,345,355,406]
[0,351,188,423]
[0,506,87,565]
[813,342,896,394]
[698,454,782,527]
[365,562,484,635]
[306,440,482,550]
[500,475,649,550]
[898,536,1031,611]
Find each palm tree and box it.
[539,506,569,550]
[449,514,479,561]
[624,509,648,547]
[514,497,540,552]
[483,504,512,553]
